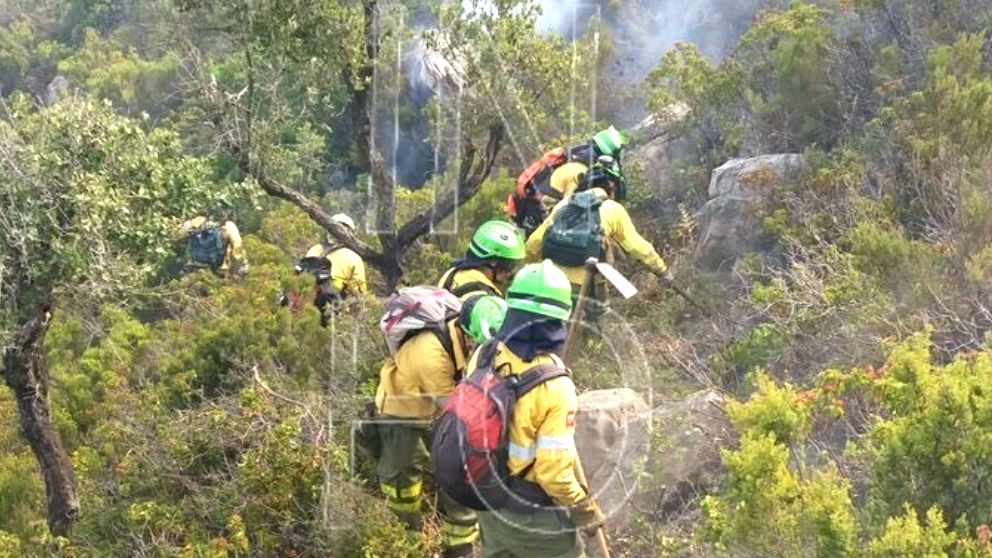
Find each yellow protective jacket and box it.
[303,243,368,295]
[181,216,246,272]
[437,266,501,300]
[464,343,588,508]
[375,319,467,420]
[549,162,588,198]
[525,188,668,285]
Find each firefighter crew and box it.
[525,161,673,315]
[438,220,526,300]
[179,215,249,277]
[373,295,508,558]
[468,260,606,558]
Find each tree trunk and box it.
[2,304,79,536]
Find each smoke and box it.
[535,0,770,124]
[538,0,767,71]
[376,0,770,187]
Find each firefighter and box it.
[179,215,248,277]
[468,260,605,558]
[282,214,367,325]
[373,293,508,558]
[438,221,526,300]
[547,126,628,200]
[525,161,672,320]
[323,213,368,296]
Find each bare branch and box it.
[396,124,503,247]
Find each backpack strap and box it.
[441,267,458,291]
[507,363,570,399]
[321,243,344,259]
[441,265,499,298]
[396,321,457,367]
[451,281,498,299]
[428,323,458,368]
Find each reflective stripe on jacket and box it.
[464,343,587,507]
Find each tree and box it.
[180,0,581,288]
[0,95,217,535]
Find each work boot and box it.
[442,543,474,558]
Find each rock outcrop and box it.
[575,388,652,530]
[648,389,732,515]
[45,75,70,105]
[695,154,807,271]
[575,388,732,531]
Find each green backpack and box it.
[541,191,604,267]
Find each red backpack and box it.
[508,147,568,236]
[431,341,569,510]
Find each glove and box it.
[659,269,675,286]
[569,499,607,536]
[232,262,250,278]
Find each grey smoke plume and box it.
[378,0,772,186]
[538,0,770,79]
[533,0,773,125]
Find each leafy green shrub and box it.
[57,29,180,117]
[728,372,809,446]
[703,433,857,558]
[868,334,992,527]
[867,506,956,558]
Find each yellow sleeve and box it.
[222,221,246,266]
[550,162,587,197]
[177,216,203,240]
[525,203,561,262]
[531,378,587,507]
[603,201,668,275]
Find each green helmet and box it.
[458,295,508,344]
[468,221,525,261]
[592,126,627,157]
[506,260,572,320]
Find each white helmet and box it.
[331,213,356,231]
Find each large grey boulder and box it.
[45,75,70,105]
[648,389,732,515]
[575,389,651,532]
[575,388,731,533]
[626,106,695,224]
[695,154,807,271]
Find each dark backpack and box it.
[188,223,227,268]
[541,191,604,267]
[297,244,340,280]
[432,342,569,511]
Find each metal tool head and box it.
[594,261,638,299]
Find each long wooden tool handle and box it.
[573,457,611,558]
[667,281,712,317]
[563,258,611,557]
[562,258,599,364]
